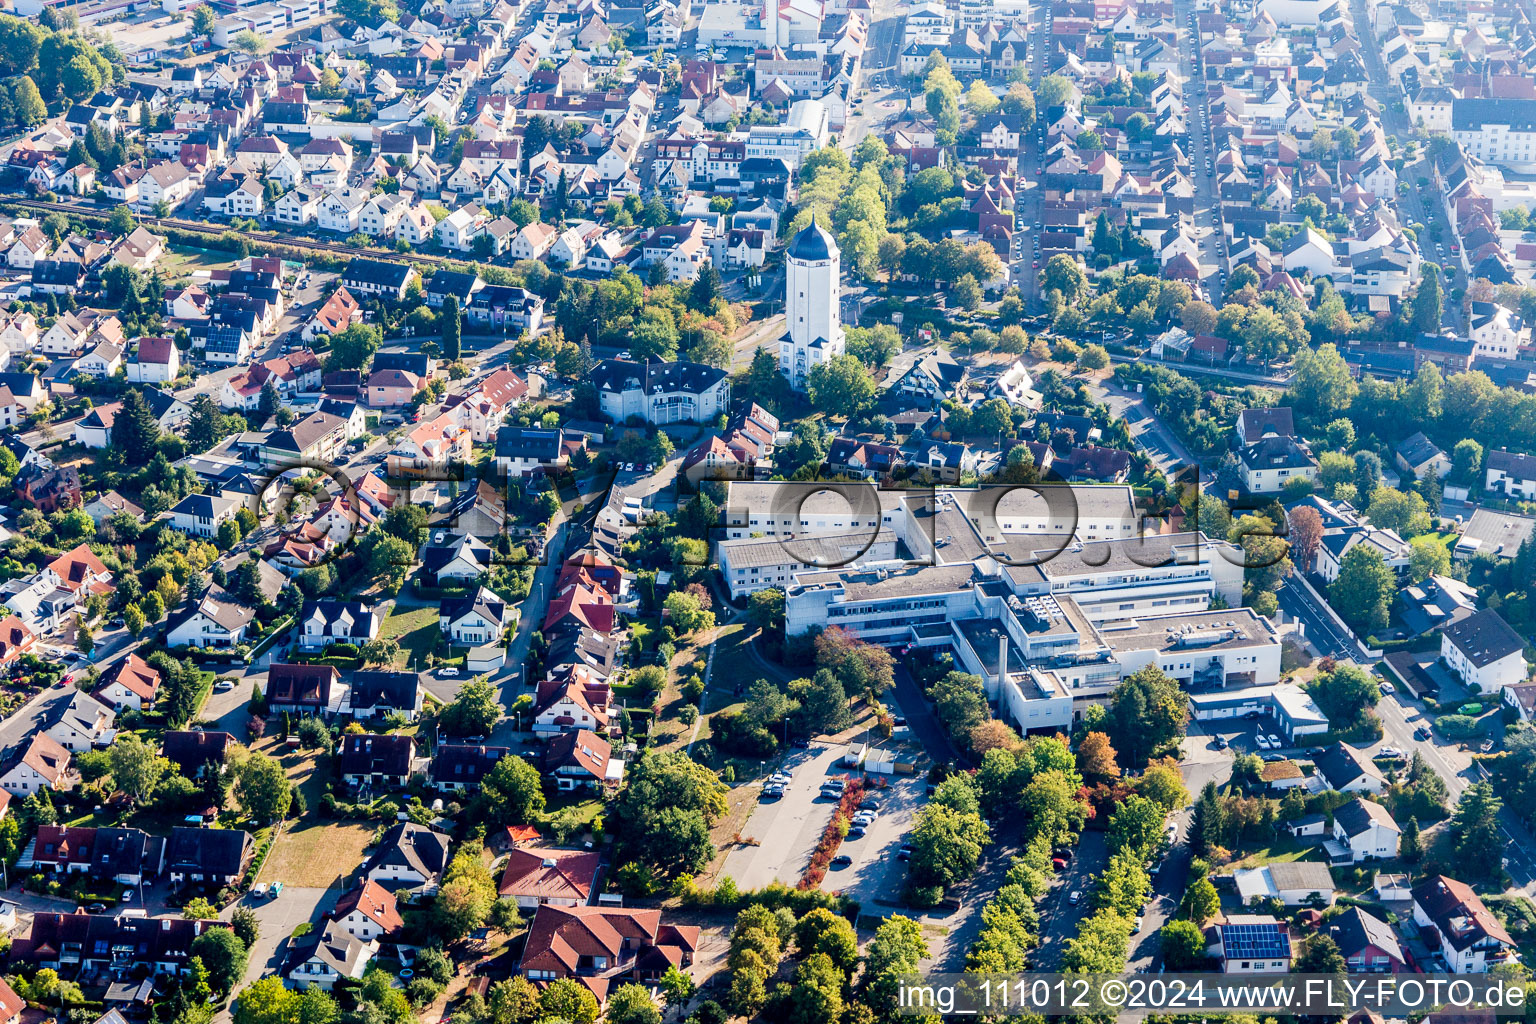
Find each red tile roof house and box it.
[332,879,404,941]
[542,729,622,791]
[94,652,161,711]
[498,847,601,908]
[519,905,700,1002]
[0,614,36,669]
[0,976,21,1024]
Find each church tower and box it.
[779,216,845,390]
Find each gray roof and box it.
[1265,860,1336,893]
[1442,607,1526,668]
[365,822,449,883]
[590,358,728,398]
[1457,508,1536,559]
[1333,796,1399,838]
[1315,742,1384,790]
[788,218,837,261]
[1327,906,1404,964]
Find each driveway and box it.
[230,885,341,985]
[890,664,963,767]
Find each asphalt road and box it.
[1170,0,1223,302]
[1276,579,1362,662]
[1087,379,1198,479]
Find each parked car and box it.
[437,667,461,678]
[1379,746,1406,760]
[897,843,914,861]
[1415,726,1433,741]
[1068,891,1081,906]
[1380,681,1395,694]
[831,855,853,868]
[1254,734,1272,750]
[1267,734,1283,749]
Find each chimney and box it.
[998,634,1008,682]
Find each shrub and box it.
[1436,714,1481,739]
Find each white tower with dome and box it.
[779,216,845,390]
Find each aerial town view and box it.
[0,0,1527,1016]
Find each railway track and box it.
[4,196,472,269]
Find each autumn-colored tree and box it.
[1287,506,1324,572]
[969,719,1022,756]
[1076,731,1120,783]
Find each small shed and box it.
[1285,813,1328,838]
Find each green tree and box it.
[609,749,728,876]
[1452,439,1484,483]
[1414,271,1444,333]
[1160,919,1208,970]
[326,323,383,371]
[191,3,216,33]
[951,273,983,311]
[605,985,661,1024]
[1451,782,1505,875]
[110,732,169,804]
[110,388,161,463]
[231,906,260,948]
[1104,667,1189,768]
[1328,544,1395,633]
[1401,814,1422,862]
[1183,875,1220,925]
[1365,485,1431,536]
[234,977,295,1024]
[192,928,249,993]
[1108,795,1166,861]
[434,843,498,940]
[664,590,715,634]
[540,980,599,1024]
[805,354,877,418]
[908,804,988,889]
[659,965,696,1010]
[1293,933,1347,975]
[1040,254,1088,303]
[481,755,546,824]
[11,75,45,126]
[235,751,292,823]
[1408,534,1451,582]
[441,676,501,736]
[1291,343,1358,420]
[793,908,859,973]
[186,394,220,454]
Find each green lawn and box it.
[1225,837,1321,870]
[158,244,236,283]
[380,606,443,670]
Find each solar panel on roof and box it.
[1224,923,1288,959]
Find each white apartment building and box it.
[1440,608,1530,695]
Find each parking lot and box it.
[720,744,926,897]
